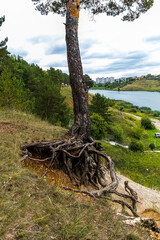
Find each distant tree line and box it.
[0,16,95,127]
[0,54,71,126]
[0,16,72,127]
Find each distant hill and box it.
[118,79,160,91]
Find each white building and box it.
[96,77,115,84]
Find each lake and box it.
[89,90,160,111]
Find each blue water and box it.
[89,90,160,111]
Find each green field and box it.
[100,141,160,191]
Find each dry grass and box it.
[0,108,152,240]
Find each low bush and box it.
[153,111,160,117]
[141,117,154,130]
[140,106,152,114]
[132,126,144,140]
[129,140,144,152]
[110,125,124,143]
[91,113,108,139]
[130,107,137,113]
[149,143,155,151]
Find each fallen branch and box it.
[117,213,160,233]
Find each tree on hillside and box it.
[0,16,9,73]
[34,75,70,126]
[32,0,153,139]
[90,93,114,121]
[23,0,156,217]
[47,67,70,85]
[0,55,34,111]
[84,74,94,89]
[0,16,8,53]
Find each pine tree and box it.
[31,0,153,139]
[0,16,9,73]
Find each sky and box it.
[1,0,160,80]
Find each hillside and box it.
[118,79,160,91]
[1,108,155,240]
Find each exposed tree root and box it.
[20,137,139,217]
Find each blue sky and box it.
[1,0,160,80]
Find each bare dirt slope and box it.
[151,118,160,131]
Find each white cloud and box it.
[1,0,160,80]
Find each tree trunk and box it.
[65,0,90,139]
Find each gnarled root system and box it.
[20,137,139,217]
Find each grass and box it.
[143,128,160,150]
[100,141,160,190]
[61,87,74,109]
[0,108,151,240]
[106,108,138,143]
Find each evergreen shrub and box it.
[91,113,107,139]
[132,126,144,140]
[129,140,144,152]
[141,117,154,130]
[110,125,124,143]
[149,143,155,151]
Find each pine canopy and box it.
[32,0,154,21]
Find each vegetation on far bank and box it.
[92,77,160,92]
[118,79,160,91]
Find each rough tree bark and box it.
[65,0,90,139]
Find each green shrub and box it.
[130,107,137,113]
[132,126,144,140]
[153,111,160,117]
[129,140,144,152]
[140,106,152,114]
[141,117,154,130]
[110,125,124,143]
[119,106,124,111]
[89,93,113,121]
[91,113,108,139]
[149,143,155,151]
